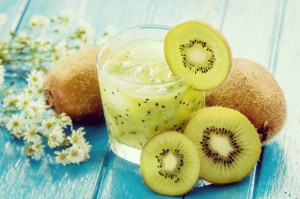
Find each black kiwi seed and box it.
[200,126,242,166]
[179,39,215,74]
[140,131,200,196]
[155,148,185,183]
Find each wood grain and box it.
[0,0,29,37]
[1,0,299,198]
[254,0,300,198]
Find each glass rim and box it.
[96,24,186,86]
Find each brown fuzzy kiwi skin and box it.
[205,58,286,144]
[43,47,104,124]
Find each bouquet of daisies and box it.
[0,10,115,165]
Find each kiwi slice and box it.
[184,107,261,184]
[164,21,231,91]
[140,131,200,196]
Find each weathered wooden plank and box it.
[221,0,281,66]
[187,0,288,198]
[0,0,29,37]
[16,0,155,36]
[253,0,300,198]
[1,0,298,198]
[0,0,110,198]
[0,125,109,199]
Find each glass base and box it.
[109,135,211,188]
[109,136,141,164]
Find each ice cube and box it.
[127,40,164,62]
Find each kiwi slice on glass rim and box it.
[164,21,231,91]
[140,131,200,196]
[184,107,261,184]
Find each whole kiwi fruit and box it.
[43,47,103,124]
[205,58,286,144]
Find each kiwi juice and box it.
[98,39,204,164]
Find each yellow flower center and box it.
[29,130,35,136]
[23,100,29,105]
[9,100,15,106]
[50,134,57,141]
[32,76,38,82]
[45,123,52,129]
[70,150,78,157]
[12,121,19,127]
[59,153,66,160]
[72,136,78,144]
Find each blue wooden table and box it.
[1,0,300,198]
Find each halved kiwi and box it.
[140,131,200,196]
[164,21,231,91]
[184,107,261,184]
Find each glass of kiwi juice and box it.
[96,25,205,164]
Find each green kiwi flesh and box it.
[184,107,261,184]
[164,21,231,91]
[140,131,200,196]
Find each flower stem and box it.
[0,78,17,94]
[0,108,12,116]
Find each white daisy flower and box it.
[68,145,85,164]
[39,37,52,45]
[27,140,45,160]
[48,127,65,148]
[23,86,35,96]
[67,127,86,146]
[6,113,25,132]
[57,113,72,128]
[36,37,52,50]
[23,123,41,143]
[0,64,5,87]
[2,94,18,108]
[15,31,32,46]
[15,93,32,110]
[60,9,73,24]
[11,129,24,139]
[29,14,50,29]
[40,116,58,135]
[26,69,45,88]
[80,141,92,161]
[26,97,47,117]
[54,40,67,58]
[54,150,70,166]
[80,141,92,153]
[0,38,10,48]
[35,87,44,98]
[76,21,95,43]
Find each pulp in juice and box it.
[98,40,205,150]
